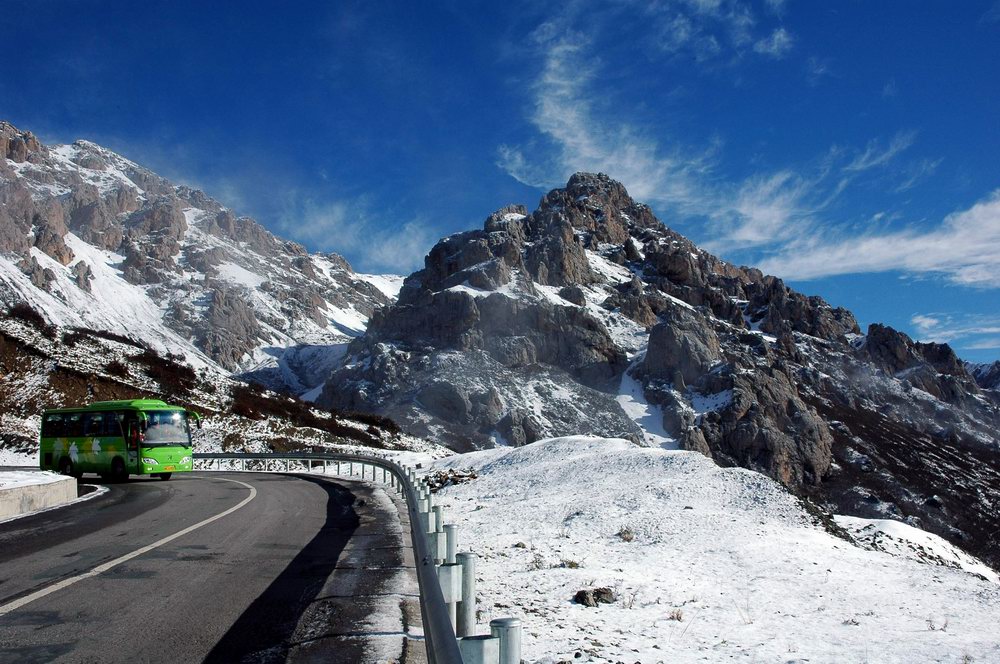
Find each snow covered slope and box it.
[430,437,1000,663]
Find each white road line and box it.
[0,476,257,617]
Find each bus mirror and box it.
[188,411,203,429]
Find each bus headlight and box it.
[142,457,158,465]
[180,456,192,464]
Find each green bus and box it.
[39,399,201,482]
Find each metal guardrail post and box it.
[433,506,446,564]
[456,552,477,638]
[490,618,522,664]
[445,524,458,565]
[458,635,499,663]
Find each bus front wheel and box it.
[110,457,129,483]
[157,473,172,481]
[58,457,81,479]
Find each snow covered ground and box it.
[0,469,64,489]
[0,448,36,467]
[430,437,1000,663]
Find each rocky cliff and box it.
[321,172,1000,569]
[0,121,399,396]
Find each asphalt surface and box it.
[0,472,424,663]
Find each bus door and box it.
[122,413,144,473]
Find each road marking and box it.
[0,476,257,617]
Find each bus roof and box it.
[44,399,186,413]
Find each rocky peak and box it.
[0,121,42,162]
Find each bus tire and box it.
[58,456,75,478]
[157,473,172,481]
[110,457,129,483]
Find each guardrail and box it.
[193,452,520,664]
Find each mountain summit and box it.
[321,172,1000,568]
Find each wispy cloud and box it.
[704,170,815,252]
[981,1,1000,24]
[753,27,793,58]
[844,131,916,172]
[759,190,1000,287]
[279,196,437,274]
[805,56,833,85]
[910,312,1000,350]
[497,28,719,213]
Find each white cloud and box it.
[805,56,833,85]
[279,197,437,274]
[844,131,916,172]
[910,312,1000,351]
[965,338,1000,350]
[760,190,1000,287]
[703,170,814,251]
[753,27,794,57]
[497,29,718,214]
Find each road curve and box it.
[0,472,424,663]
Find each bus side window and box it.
[83,413,103,437]
[42,413,63,437]
[65,414,83,438]
[102,412,120,436]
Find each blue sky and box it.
[2,0,999,361]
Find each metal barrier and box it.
[193,452,520,664]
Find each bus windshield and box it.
[143,410,191,446]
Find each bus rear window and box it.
[42,413,64,437]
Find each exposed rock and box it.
[573,587,617,607]
[198,289,262,370]
[0,121,42,162]
[558,285,586,306]
[643,304,721,386]
[418,382,473,424]
[18,256,55,291]
[72,261,94,293]
[33,225,74,265]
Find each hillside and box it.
[0,303,444,462]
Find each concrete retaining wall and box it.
[0,475,78,520]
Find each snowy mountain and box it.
[968,360,1000,392]
[321,172,1000,570]
[0,120,399,398]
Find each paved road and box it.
[0,472,424,663]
